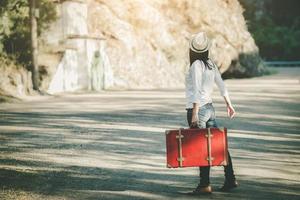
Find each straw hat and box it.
[189,32,211,53]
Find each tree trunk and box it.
[29,0,39,91]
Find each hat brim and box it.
[189,37,211,53]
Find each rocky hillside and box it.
[84,0,267,89]
[0,0,268,99]
[0,57,32,102]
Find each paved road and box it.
[0,67,299,200]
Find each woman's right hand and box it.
[191,113,199,128]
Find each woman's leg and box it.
[186,109,193,127]
[201,115,218,187]
[220,151,238,191]
[197,105,212,187]
[224,151,235,182]
[207,104,237,188]
[187,108,211,187]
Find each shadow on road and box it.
[1,69,300,199]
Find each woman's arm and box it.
[190,61,202,127]
[191,103,199,127]
[215,67,236,119]
[223,95,235,119]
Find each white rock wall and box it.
[86,0,261,89]
[41,0,113,94]
[62,1,88,37]
[40,0,263,92]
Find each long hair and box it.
[189,49,214,69]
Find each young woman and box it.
[185,32,238,194]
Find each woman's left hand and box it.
[227,105,236,119]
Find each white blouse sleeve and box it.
[214,67,229,97]
[190,61,202,103]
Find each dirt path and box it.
[0,67,299,200]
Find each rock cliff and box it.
[0,57,32,102]
[40,0,268,92]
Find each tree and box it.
[0,0,57,90]
[239,0,300,61]
[29,0,39,90]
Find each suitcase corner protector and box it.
[167,164,172,168]
[218,127,225,132]
[165,130,170,135]
[220,160,228,166]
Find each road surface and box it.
[0,67,299,199]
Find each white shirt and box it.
[185,59,229,108]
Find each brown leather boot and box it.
[189,184,212,195]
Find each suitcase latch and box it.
[206,157,214,161]
[177,157,185,162]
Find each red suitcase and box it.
[165,127,228,168]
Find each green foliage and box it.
[0,0,57,67]
[240,0,300,61]
[38,1,57,34]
